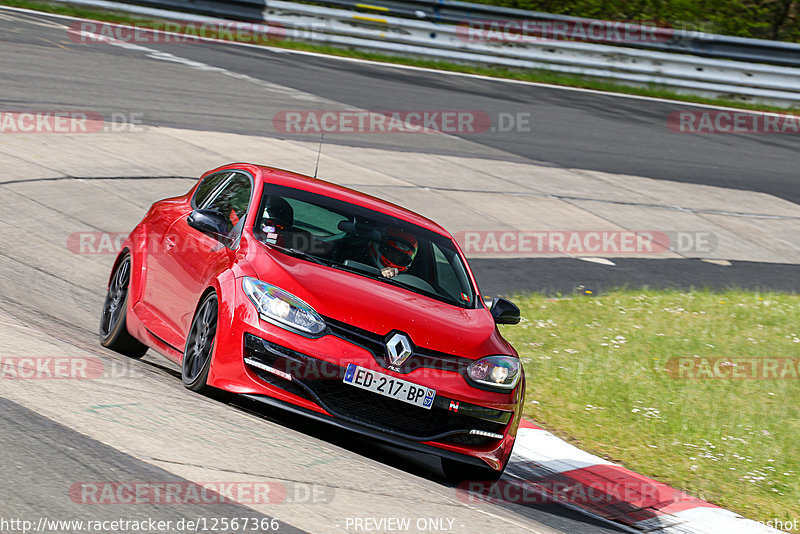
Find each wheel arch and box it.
[107,247,131,288]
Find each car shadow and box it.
[202,388,631,534]
[117,349,629,534]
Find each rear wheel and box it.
[182,292,218,393]
[441,457,506,483]
[99,255,148,358]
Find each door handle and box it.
[165,236,176,251]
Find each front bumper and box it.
[207,278,524,470]
[244,333,512,446]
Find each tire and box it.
[182,292,218,393]
[441,457,506,483]
[99,255,148,358]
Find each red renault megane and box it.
[100,163,524,480]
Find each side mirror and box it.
[187,209,229,239]
[490,297,520,325]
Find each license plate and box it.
[343,364,436,409]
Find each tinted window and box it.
[204,172,252,236]
[193,171,229,208]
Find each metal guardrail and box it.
[54,0,800,106]
[311,0,800,68]
[66,0,800,68]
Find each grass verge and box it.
[2,0,800,115]
[500,289,799,522]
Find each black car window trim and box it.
[190,169,255,250]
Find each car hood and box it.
[246,242,515,359]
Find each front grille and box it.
[324,317,469,375]
[244,333,510,444]
[301,376,505,440]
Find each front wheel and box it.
[182,292,218,393]
[99,255,148,358]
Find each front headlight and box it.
[467,356,521,390]
[242,277,326,335]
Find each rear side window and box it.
[192,172,229,209]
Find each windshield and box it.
[253,184,477,308]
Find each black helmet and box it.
[261,196,293,231]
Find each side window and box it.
[193,172,229,209]
[203,172,253,237]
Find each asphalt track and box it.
[5,9,799,203]
[3,7,798,296]
[0,396,302,533]
[0,6,797,534]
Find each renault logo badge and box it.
[386,332,413,367]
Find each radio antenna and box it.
[313,133,324,179]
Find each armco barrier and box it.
[54,0,800,106]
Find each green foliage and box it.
[468,0,800,42]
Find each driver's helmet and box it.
[370,228,418,272]
[261,196,293,232]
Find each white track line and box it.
[2,2,797,117]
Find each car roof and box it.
[220,163,452,237]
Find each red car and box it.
[100,163,524,480]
